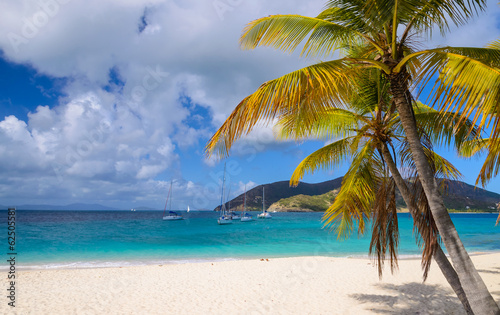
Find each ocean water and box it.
[2,210,500,269]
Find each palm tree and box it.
[206,1,500,313]
[275,67,474,313]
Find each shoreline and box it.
[6,249,500,271]
[4,253,500,314]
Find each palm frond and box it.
[276,108,363,141]
[325,0,393,32]
[416,47,500,132]
[411,178,440,280]
[456,137,500,186]
[400,138,463,182]
[370,175,399,278]
[413,104,481,150]
[398,135,450,280]
[458,138,490,158]
[289,137,358,186]
[240,14,360,58]
[398,0,487,37]
[322,142,378,237]
[316,6,376,35]
[473,138,500,186]
[205,59,357,158]
[487,38,500,50]
[352,68,392,114]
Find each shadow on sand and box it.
[350,282,465,314]
[477,269,500,275]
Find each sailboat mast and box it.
[163,180,173,217]
[262,186,265,212]
[227,185,231,212]
[169,181,173,211]
[219,163,226,215]
[242,184,247,215]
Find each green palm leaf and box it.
[322,142,378,237]
[289,137,359,186]
[206,59,357,158]
[459,138,500,186]
[413,104,481,150]
[240,14,359,58]
[415,47,500,131]
[276,108,363,141]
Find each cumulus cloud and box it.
[236,180,257,194]
[0,0,498,207]
[0,90,182,205]
[0,0,329,207]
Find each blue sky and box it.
[1,0,500,210]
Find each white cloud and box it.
[0,0,498,207]
[231,122,294,157]
[0,90,182,207]
[237,180,257,195]
[203,154,218,167]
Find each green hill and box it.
[214,178,343,212]
[217,177,500,213]
[268,190,339,212]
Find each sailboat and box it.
[241,184,253,222]
[162,181,183,221]
[187,205,190,212]
[218,163,232,225]
[257,186,272,219]
[227,185,240,220]
[228,194,240,220]
[229,211,240,220]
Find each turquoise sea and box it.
[2,210,500,269]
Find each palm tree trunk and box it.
[434,247,474,314]
[381,144,473,314]
[390,75,500,315]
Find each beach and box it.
[3,253,500,315]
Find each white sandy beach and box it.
[3,253,500,315]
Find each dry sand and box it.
[2,253,500,314]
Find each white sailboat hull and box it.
[163,215,183,221]
[218,216,233,225]
[257,212,272,219]
[240,216,253,222]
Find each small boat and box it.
[241,213,253,222]
[229,211,241,220]
[217,163,232,225]
[227,190,240,219]
[187,205,190,212]
[257,212,272,219]
[257,186,271,219]
[241,185,253,222]
[163,211,183,220]
[162,181,183,221]
[218,213,233,225]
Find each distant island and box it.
[0,203,119,211]
[217,177,500,213]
